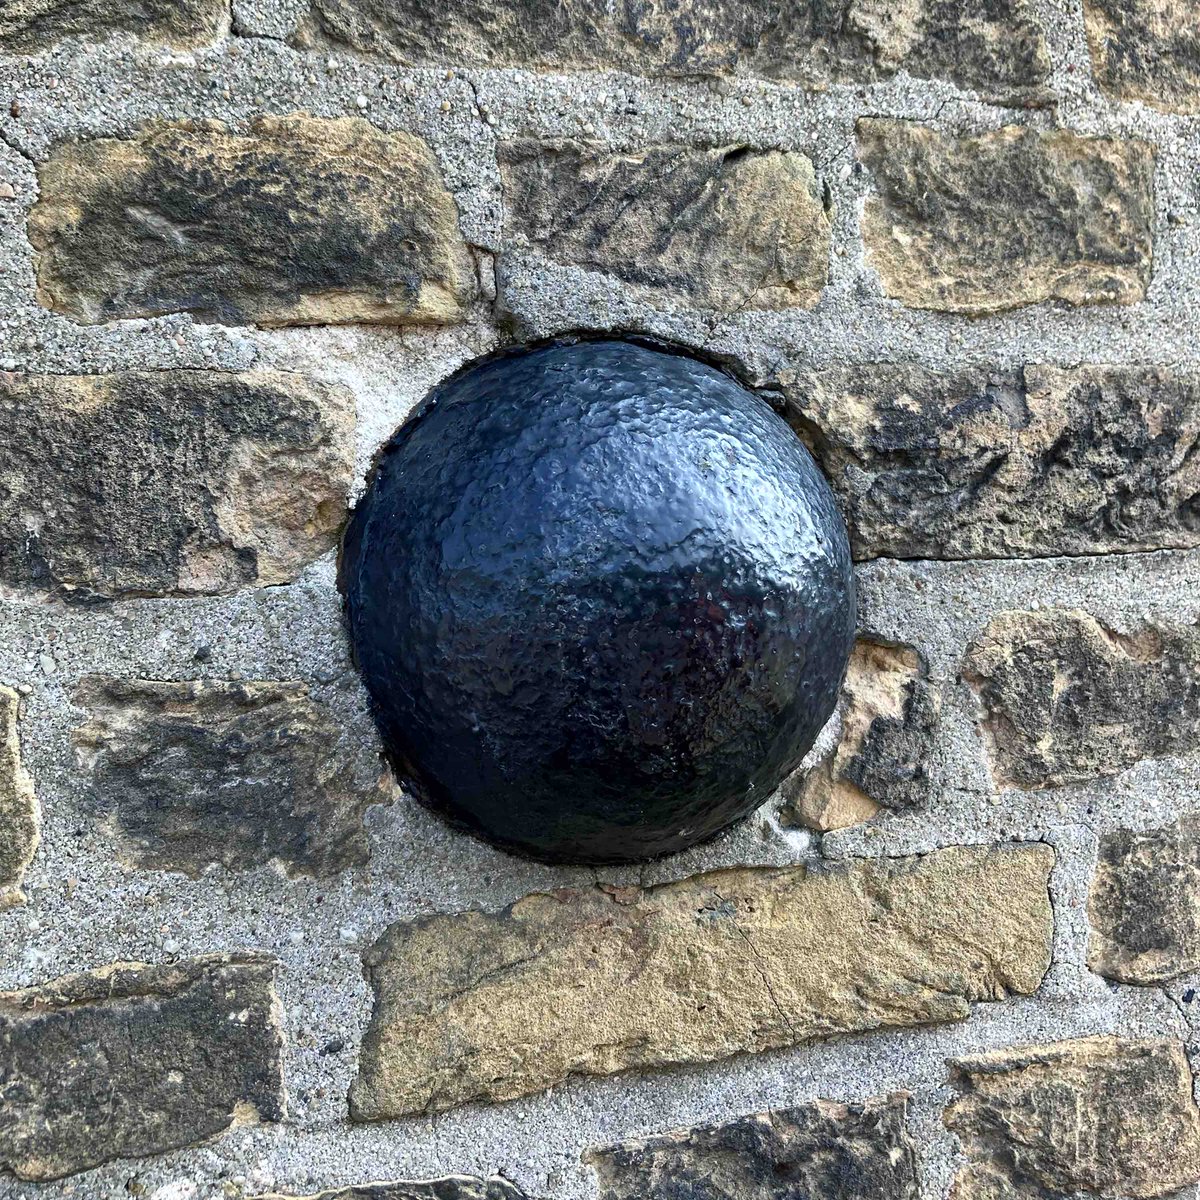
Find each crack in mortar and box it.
[0,126,37,168]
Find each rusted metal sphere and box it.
[341,339,855,863]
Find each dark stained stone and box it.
[585,1094,918,1200]
[0,0,225,52]
[780,363,1200,561]
[0,685,38,909]
[945,1038,1200,1200]
[29,116,475,328]
[498,141,830,311]
[253,1181,538,1200]
[858,121,1155,313]
[1088,819,1200,984]
[963,609,1200,790]
[1085,0,1200,113]
[294,0,1050,105]
[72,678,390,878]
[0,955,284,1182]
[779,640,940,832]
[0,369,353,600]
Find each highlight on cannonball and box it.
[339,338,856,864]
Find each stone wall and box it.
[1,2,1199,1198]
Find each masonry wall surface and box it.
[1,2,1200,1199]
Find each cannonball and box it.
[341,339,855,863]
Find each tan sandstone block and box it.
[964,609,1200,790]
[586,1093,918,1200]
[779,639,940,832]
[859,122,1154,314]
[0,955,284,1181]
[295,0,1049,105]
[499,141,830,311]
[29,116,476,328]
[0,686,38,909]
[781,363,1200,561]
[73,678,390,878]
[1088,818,1200,984]
[351,844,1053,1119]
[0,369,353,599]
[946,1037,1200,1200]
[1085,0,1200,113]
[0,0,224,51]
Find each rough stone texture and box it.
[779,640,939,832]
[1088,818,1200,984]
[295,0,1050,104]
[253,1181,537,1200]
[3,0,1200,1191]
[350,844,1053,1120]
[0,0,225,52]
[0,955,283,1182]
[1084,0,1200,113]
[585,1094,918,1200]
[29,116,476,328]
[0,369,353,600]
[945,1037,1200,1200]
[0,685,38,909]
[498,141,830,311]
[72,678,390,878]
[781,363,1200,561]
[963,609,1200,790]
[858,122,1155,315]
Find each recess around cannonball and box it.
[340,338,856,864]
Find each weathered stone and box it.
[0,955,283,1182]
[586,1094,917,1200]
[781,363,1200,561]
[0,686,38,909]
[499,141,830,310]
[350,844,1053,1119]
[0,369,352,599]
[253,1181,536,1200]
[0,0,224,52]
[72,678,389,878]
[945,1037,1200,1200]
[963,609,1200,790]
[1085,0,1200,113]
[29,116,475,327]
[296,0,1050,104]
[780,640,939,832]
[858,121,1154,314]
[1088,818,1200,984]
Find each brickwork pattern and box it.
[1,2,1200,1198]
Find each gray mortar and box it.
[1,3,1200,1198]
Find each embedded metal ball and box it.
[341,339,856,864]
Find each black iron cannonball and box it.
[341,339,856,864]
